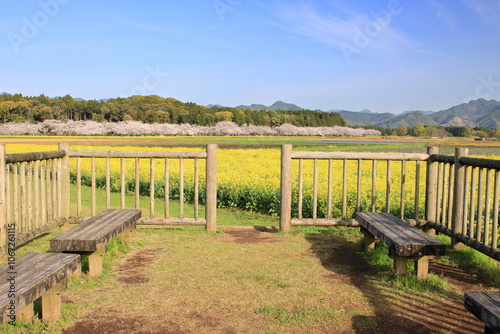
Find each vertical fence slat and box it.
[135,158,140,210]
[371,160,377,212]
[59,143,70,220]
[357,159,362,212]
[164,158,170,218]
[441,163,449,228]
[470,167,478,238]
[386,160,391,213]
[206,144,218,231]
[40,162,46,225]
[106,157,111,209]
[298,159,303,219]
[463,165,470,236]
[0,146,5,255]
[425,147,439,225]
[179,158,184,219]
[492,170,499,249]
[150,158,155,218]
[451,147,467,248]
[436,162,443,225]
[34,160,40,228]
[77,157,82,217]
[342,159,347,218]
[194,158,199,219]
[121,158,126,209]
[57,157,63,218]
[400,161,406,219]
[27,162,33,231]
[447,164,455,229]
[312,159,318,220]
[327,159,332,219]
[91,157,96,217]
[483,169,493,247]
[476,168,485,242]
[5,165,11,233]
[13,164,19,233]
[20,162,26,232]
[414,160,421,220]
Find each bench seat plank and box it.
[50,209,141,252]
[0,252,80,323]
[465,291,500,333]
[356,212,446,257]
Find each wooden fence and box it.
[66,144,218,230]
[0,143,498,261]
[0,143,218,255]
[0,144,69,255]
[426,148,500,260]
[280,144,430,231]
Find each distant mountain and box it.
[207,104,225,108]
[336,99,500,129]
[337,110,395,126]
[429,98,500,129]
[378,111,438,128]
[400,109,435,116]
[236,100,303,111]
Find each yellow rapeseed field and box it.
[5,143,496,219]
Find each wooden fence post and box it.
[452,147,468,249]
[280,145,292,232]
[205,144,218,231]
[0,145,6,257]
[425,146,439,235]
[58,143,70,230]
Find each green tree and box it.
[413,124,425,137]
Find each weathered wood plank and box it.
[50,209,141,252]
[355,212,446,257]
[465,291,500,333]
[0,252,80,323]
[292,152,429,161]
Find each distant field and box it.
[1,134,500,154]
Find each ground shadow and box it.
[305,228,484,334]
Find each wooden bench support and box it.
[87,246,106,277]
[51,209,141,276]
[361,227,376,252]
[0,253,80,324]
[356,212,446,279]
[41,279,66,320]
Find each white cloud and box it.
[272,2,412,59]
[461,0,500,27]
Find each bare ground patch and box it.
[60,229,487,334]
[115,247,165,284]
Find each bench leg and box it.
[88,247,106,277]
[393,256,408,276]
[360,228,376,252]
[17,303,34,322]
[41,279,67,321]
[120,225,135,243]
[415,256,431,280]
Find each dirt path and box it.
[61,229,486,334]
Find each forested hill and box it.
[0,94,346,128]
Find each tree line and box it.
[363,124,500,139]
[0,93,347,128]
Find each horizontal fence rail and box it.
[280,145,429,232]
[67,145,217,231]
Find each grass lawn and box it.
[2,211,496,333]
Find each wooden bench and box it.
[465,291,500,334]
[355,212,446,279]
[0,252,80,324]
[50,209,141,277]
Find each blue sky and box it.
[1,0,500,114]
